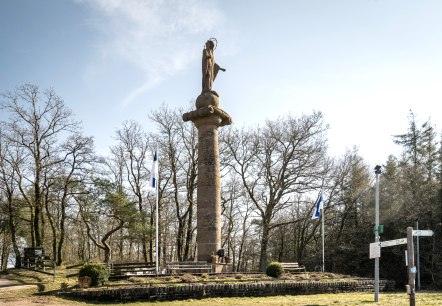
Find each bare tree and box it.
[54,134,95,265]
[222,112,329,271]
[149,104,198,261]
[1,84,79,247]
[113,120,150,262]
[0,131,24,267]
[220,171,256,271]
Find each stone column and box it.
[183,93,232,262]
[194,115,222,262]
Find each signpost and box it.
[370,227,434,306]
[407,227,416,306]
[412,230,434,237]
[380,238,407,247]
[415,219,420,291]
[369,242,381,259]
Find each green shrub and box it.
[266,262,284,278]
[79,263,108,287]
[180,274,197,283]
[128,277,146,283]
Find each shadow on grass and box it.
[54,292,116,305]
[9,271,49,293]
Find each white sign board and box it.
[413,230,434,237]
[380,238,407,247]
[369,242,381,259]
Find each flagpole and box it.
[321,205,325,272]
[312,193,324,272]
[155,146,159,274]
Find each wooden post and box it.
[407,227,416,306]
[53,261,56,282]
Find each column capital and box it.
[183,105,232,127]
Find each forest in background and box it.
[0,84,441,288]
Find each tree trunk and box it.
[176,219,184,261]
[100,219,125,264]
[45,200,57,265]
[278,228,284,262]
[103,245,111,263]
[138,198,148,263]
[184,202,194,261]
[149,210,154,262]
[1,232,9,271]
[259,221,271,272]
[40,204,45,247]
[7,197,21,268]
[34,168,42,246]
[57,193,68,266]
[118,227,124,261]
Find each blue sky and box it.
[1,0,442,167]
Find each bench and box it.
[109,262,156,278]
[21,257,54,271]
[281,262,306,273]
[166,261,213,274]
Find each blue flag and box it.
[312,194,323,220]
[150,151,158,188]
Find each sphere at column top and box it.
[196,92,219,109]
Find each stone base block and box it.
[211,263,233,273]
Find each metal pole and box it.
[407,226,416,306]
[321,205,325,272]
[155,179,159,274]
[415,219,420,290]
[374,165,381,302]
[155,146,159,275]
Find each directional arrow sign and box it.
[413,230,434,237]
[380,238,407,247]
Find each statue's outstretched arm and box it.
[215,63,226,72]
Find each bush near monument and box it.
[79,263,108,287]
[266,261,284,278]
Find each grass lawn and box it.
[150,292,442,306]
[2,291,442,305]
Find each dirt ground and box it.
[0,296,63,306]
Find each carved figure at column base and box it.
[182,105,232,127]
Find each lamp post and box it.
[374,165,382,302]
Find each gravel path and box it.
[0,277,61,305]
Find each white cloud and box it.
[78,0,223,107]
